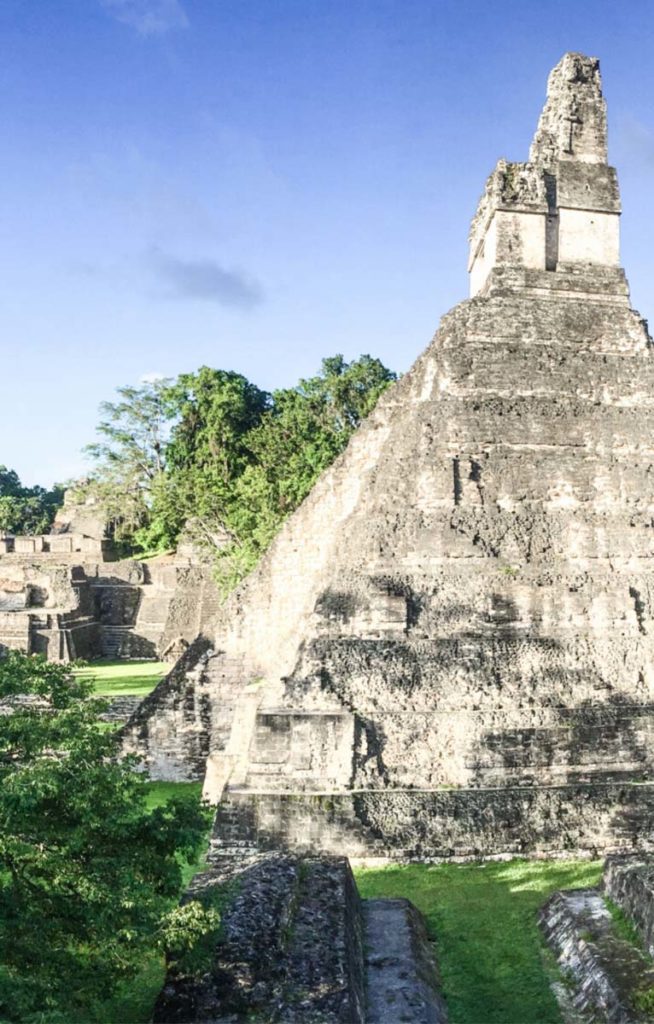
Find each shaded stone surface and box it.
[153,855,366,1024]
[210,785,654,862]
[605,856,654,959]
[364,899,447,1023]
[154,855,446,1024]
[539,888,654,1023]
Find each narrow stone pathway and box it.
[364,898,448,1023]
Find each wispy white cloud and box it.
[100,0,189,36]
[148,248,264,309]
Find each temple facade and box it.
[124,54,654,859]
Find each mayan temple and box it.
[125,53,654,859]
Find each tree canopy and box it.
[82,354,396,587]
[0,467,63,536]
[0,651,213,1022]
[80,377,176,547]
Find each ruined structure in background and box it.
[0,491,219,662]
[124,54,654,859]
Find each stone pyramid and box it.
[125,53,654,858]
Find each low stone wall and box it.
[0,533,112,559]
[539,889,654,1022]
[364,899,448,1023]
[604,855,654,957]
[153,854,367,1024]
[211,783,654,861]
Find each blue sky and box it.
[2,0,654,486]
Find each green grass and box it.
[355,858,603,1024]
[144,780,203,811]
[606,895,649,953]
[74,659,167,697]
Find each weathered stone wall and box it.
[539,888,654,1023]
[153,855,367,1024]
[122,640,216,779]
[0,554,220,664]
[153,854,446,1024]
[470,54,621,295]
[604,855,654,958]
[210,784,654,861]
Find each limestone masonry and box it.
[0,492,219,664]
[127,52,654,859]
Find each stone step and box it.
[364,899,448,1023]
[539,888,654,1022]
[99,695,143,723]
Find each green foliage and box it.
[633,984,654,1015]
[206,354,396,587]
[355,858,603,1024]
[81,377,176,544]
[0,466,64,535]
[159,898,221,974]
[162,366,271,551]
[606,896,646,951]
[83,354,396,588]
[0,651,212,1023]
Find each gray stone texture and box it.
[153,855,445,1024]
[604,855,654,959]
[124,54,654,858]
[364,899,448,1024]
[209,787,654,861]
[153,855,367,1024]
[0,552,219,665]
[539,888,654,1023]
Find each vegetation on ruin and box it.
[79,353,396,588]
[356,858,603,1024]
[0,651,213,1023]
[0,465,64,536]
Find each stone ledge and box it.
[539,888,654,1023]
[604,855,654,959]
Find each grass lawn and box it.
[355,858,603,1024]
[74,659,167,697]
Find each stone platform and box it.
[153,855,446,1024]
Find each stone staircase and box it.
[540,855,654,1022]
[99,695,143,724]
[153,855,447,1023]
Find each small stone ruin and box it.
[0,490,220,664]
[154,854,448,1024]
